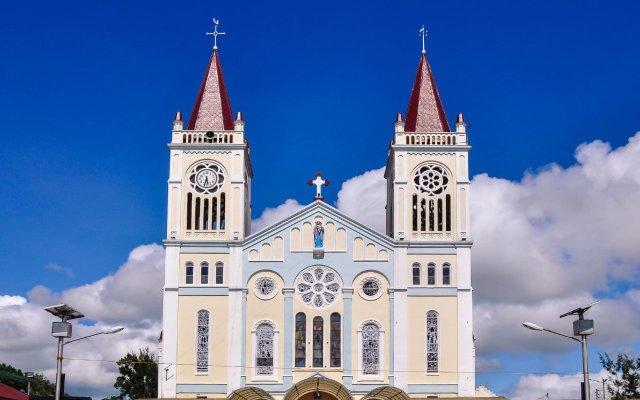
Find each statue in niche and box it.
[313,221,324,248]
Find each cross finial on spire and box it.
[419,25,427,54]
[206,18,226,50]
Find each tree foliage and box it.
[114,347,158,399]
[0,363,55,396]
[599,352,640,400]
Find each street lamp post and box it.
[522,301,598,400]
[44,304,124,400]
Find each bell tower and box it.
[166,47,252,242]
[384,51,469,243]
[384,38,475,396]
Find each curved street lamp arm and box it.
[542,327,582,343]
[64,331,105,345]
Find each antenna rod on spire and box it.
[206,18,226,50]
[419,25,427,54]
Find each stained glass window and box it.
[196,310,209,373]
[256,323,274,375]
[362,323,380,375]
[295,313,306,367]
[330,313,341,367]
[312,317,323,367]
[426,311,438,372]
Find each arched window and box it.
[196,310,210,373]
[295,313,306,367]
[427,263,436,286]
[442,264,451,285]
[412,263,421,285]
[185,262,194,285]
[361,322,380,375]
[426,311,439,372]
[312,317,323,367]
[215,262,224,284]
[200,262,209,285]
[330,313,341,367]
[256,323,274,375]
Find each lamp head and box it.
[104,326,125,334]
[523,322,544,331]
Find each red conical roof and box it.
[404,53,450,132]
[187,49,234,131]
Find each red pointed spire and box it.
[187,49,234,131]
[404,53,450,132]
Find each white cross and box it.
[419,25,427,54]
[206,18,226,50]
[308,173,329,200]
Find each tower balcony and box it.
[394,131,467,146]
[172,130,246,145]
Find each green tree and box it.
[599,352,640,400]
[114,347,158,399]
[0,363,55,395]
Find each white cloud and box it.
[0,244,164,398]
[511,369,610,400]
[0,295,27,307]
[335,167,387,233]
[45,262,75,278]
[251,199,305,233]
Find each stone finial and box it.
[455,112,467,133]
[173,111,184,130]
[234,111,245,131]
[394,111,405,133]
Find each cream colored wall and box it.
[351,272,390,384]
[406,296,458,385]
[179,254,230,286]
[176,296,229,384]
[178,152,246,239]
[245,271,286,383]
[407,255,457,287]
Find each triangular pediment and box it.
[243,201,394,266]
[245,201,393,250]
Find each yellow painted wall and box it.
[406,296,458,385]
[176,296,229,384]
[245,271,286,383]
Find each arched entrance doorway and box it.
[228,387,274,400]
[283,376,352,400]
[361,386,410,400]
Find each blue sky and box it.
[1,0,639,398]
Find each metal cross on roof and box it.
[206,18,226,50]
[419,25,427,54]
[308,172,330,201]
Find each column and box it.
[283,288,295,385]
[342,288,354,385]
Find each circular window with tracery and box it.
[254,277,278,300]
[188,162,225,194]
[358,276,383,300]
[295,266,342,309]
[414,164,449,196]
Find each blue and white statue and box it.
[313,221,324,248]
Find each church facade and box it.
[159,32,475,400]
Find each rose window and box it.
[358,276,383,300]
[413,164,449,196]
[253,277,277,300]
[295,266,342,309]
[188,162,225,194]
